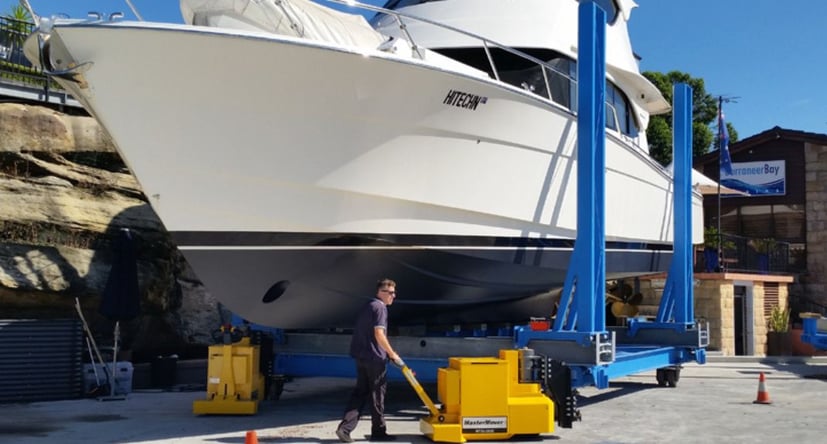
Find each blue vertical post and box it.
[672,83,694,324]
[656,83,694,324]
[518,0,608,348]
[575,0,606,333]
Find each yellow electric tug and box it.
[401,348,555,443]
[192,326,266,415]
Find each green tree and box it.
[4,4,32,26]
[2,5,32,62]
[642,70,738,166]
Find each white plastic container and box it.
[83,362,134,395]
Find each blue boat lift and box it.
[240,0,707,428]
[511,1,706,391]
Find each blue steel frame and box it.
[655,82,694,327]
[567,84,705,389]
[624,84,696,335]
[570,345,701,389]
[516,0,607,351]
[516,1,706,389]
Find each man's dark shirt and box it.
[349,298,388,362]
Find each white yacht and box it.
[26,0,702,329]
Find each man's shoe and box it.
[335,427,354,443]
[369,432,397,442]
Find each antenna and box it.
[716,94,740,104]
[713,94,740,146]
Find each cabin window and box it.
[606,82,638,137]
[545,58,576,110]
[431,47,639,137]
[498,57,575,110]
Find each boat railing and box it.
[325,1,645,152]
[14,1,645,149]
[26,0,620,124]
[82,0,575,93]
[324,0,578,102]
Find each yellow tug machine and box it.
[192,326,268,415]
[401,349,555,443]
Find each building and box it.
[694,126,827,317]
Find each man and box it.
[335,278,404,443]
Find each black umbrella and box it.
[98,228,141,400]
[100,228,141,321]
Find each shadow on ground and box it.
[576,381,662,407]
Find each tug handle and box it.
[400,365,441,418]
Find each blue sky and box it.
[3,0,826,140]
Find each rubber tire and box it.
[666,368,680,388]
[656,368,667,387]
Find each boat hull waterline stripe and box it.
[170,231,673,251]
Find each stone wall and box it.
[804,141,827,307]
[638,273,792,356]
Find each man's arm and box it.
[374,326,400,362]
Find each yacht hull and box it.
[174,232,669,328]
[31,21,699,328]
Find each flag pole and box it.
[717,96,723,271]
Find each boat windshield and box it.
[434,47,638,138]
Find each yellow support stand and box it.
[415,349,555,443]
[193,336,265,415]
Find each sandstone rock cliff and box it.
[0,103,221,359]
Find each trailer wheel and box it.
[666,368,680,388]
[267,375,286,400]
[656,368,667,387]
[656,368,679,387]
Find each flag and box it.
[719,111,733,175]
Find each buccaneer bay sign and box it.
[720,160,786,196]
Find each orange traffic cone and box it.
[753,372,772,404]
[245,430,259,444]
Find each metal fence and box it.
[0,15,63,91]
[698,233,795,274]
[724,233,793,274]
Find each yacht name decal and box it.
[443,90,488,110]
